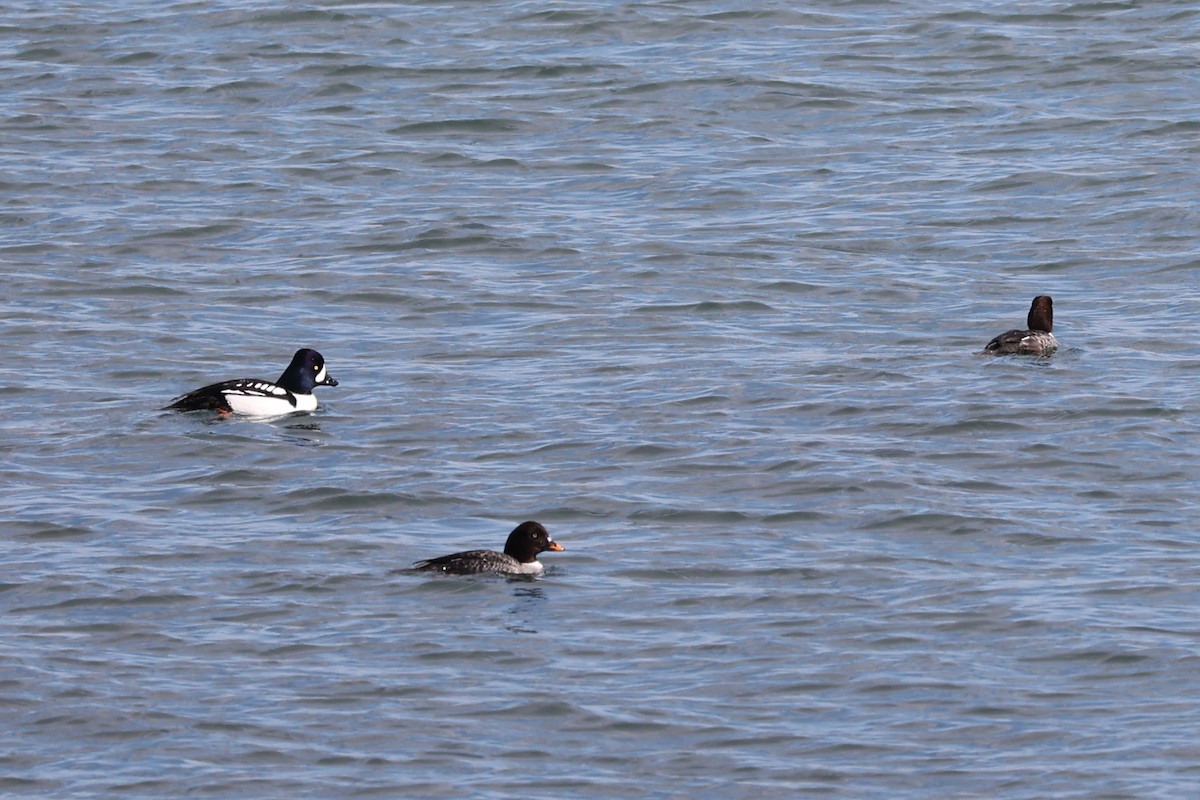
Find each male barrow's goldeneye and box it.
[413,521,564,576]
[165,348,338,416]
[983,295,1059,356]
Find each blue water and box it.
[3,1,1200,797]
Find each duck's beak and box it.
[547,541,565,552]
[314,364,338,387]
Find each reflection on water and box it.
[506,584,546,635]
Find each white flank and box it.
[225,389,316,417]
[1022,332,1059,352]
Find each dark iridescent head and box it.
[503,521,564,563]
[278,348,338,394]
[1026,296,1053,332]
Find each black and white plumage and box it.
[165,348,338,416]
[413,521,565,576]
[983,295,1059,356]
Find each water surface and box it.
[3,1,1200,797]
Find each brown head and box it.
[503,521,564,562]
[1026,295,1053,332]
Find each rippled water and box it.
[4,1,1200,797]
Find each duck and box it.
[165,347,338,416]
[983,295,1058,356]
[413,521,564,576]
